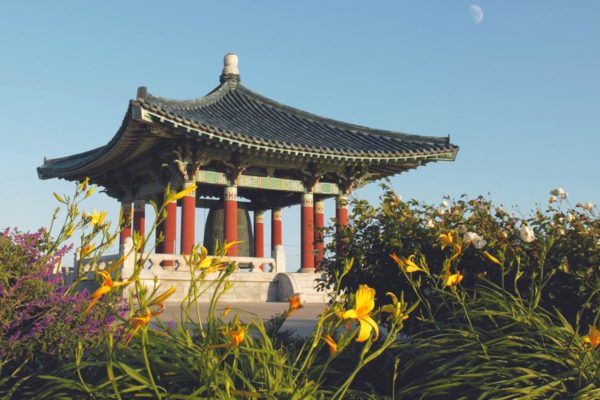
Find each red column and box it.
[254,210,264,270]
[271,208,282,251]
[224,186,238,256]
[314,199,325,269]
[161,200,177,268]
[300,193,315,272]
[133,200,145,249]
[180,182,196,255]
[336,195,349,259]
[119,202,132,248]
[336,195,349,227]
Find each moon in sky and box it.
[469,4,484,24]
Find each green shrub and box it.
[320,185,600,329]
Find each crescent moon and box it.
[469,4,484,24]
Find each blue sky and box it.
[1,1,598,269]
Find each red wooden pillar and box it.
[133,200,145,248]
[336,195,349,227]
[160,200,177,268]
[300,193,315,272]
[271,208,282,251]
[336,195,349,258]
[224,186,238,256]
[314,199,325,269]
[254,210,264,270]
[180,182,196,255]
[119,202,132,248]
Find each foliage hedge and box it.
[320,185,600,329]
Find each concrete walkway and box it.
[159,301,328,337]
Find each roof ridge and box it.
[142,80,235,110]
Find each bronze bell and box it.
[203,202,254,256]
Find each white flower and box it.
[582,202,594,211]
[425,219,435,228]
[550,188,568,199]
[566,213,575,223]
[440,200,448,208]
[558,229,565,236]
[463,232,487,249]
[519,225,535,243]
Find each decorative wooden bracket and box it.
[301,162,325,192]
[338,165,369,194]
[223,152,248,185]
[168,146,210,182]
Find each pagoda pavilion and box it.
[38,54,458,296]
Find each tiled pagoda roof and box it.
[138,80,457,159]
[38,54,458,185]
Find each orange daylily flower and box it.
[83,265,133,314]
[287,294,304,315]
[439,232,454,250]
[444,270,464,288]
[450,244,463,260]
[341,285,379,342]
[125,287,176,344]
[125,311,153,345]
[583,325,600,349]
[228,325,246,348]
[322,335,338,354]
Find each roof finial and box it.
[220,53,240,84]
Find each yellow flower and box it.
[223,306,232,317]
[79,243,95,258]
[483,251,502,266]
[444,270,464,288]
[149,287,177,313]
[404,255,424,273]
[450,244,462,260]
[342,285,379,342]
[85,186,97,198]
[228,325,246,348]
[83,210,107,228]
[166,183,198,203]
[390,253,424,273]
[439,232,454,250]
[53,192,66,204]
[125,311,153,345]
[583,325,600,349]
[380,292,409,322]
[78,177,90,191]
[322,335,338,354]
[84,270,134,314]
[287,294,304,315]
[64,223,75,238]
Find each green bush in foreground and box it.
[320,185,600,329]
[319,185,599,398]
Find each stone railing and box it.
[74,238,287,278]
